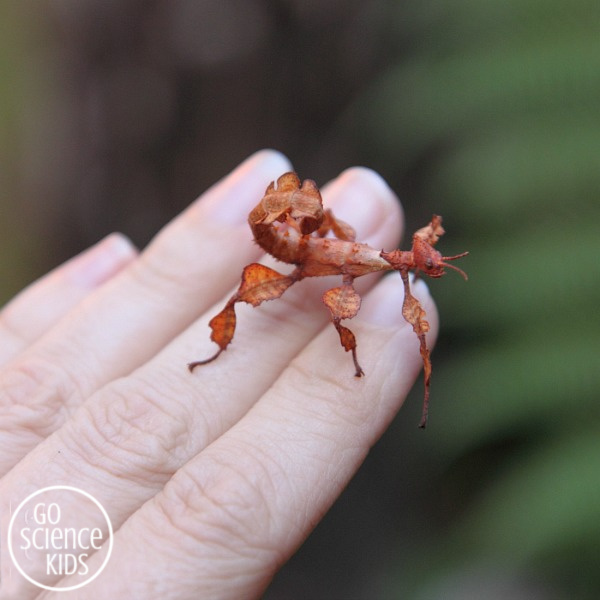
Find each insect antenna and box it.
[441,252,469,280]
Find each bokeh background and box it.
[1,1,599,598]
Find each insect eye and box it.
[424,257,434,269]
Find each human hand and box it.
[0,151,437,599]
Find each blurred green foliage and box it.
[0,4,37,302]
[2,1,599,598]
[348,0,600,597]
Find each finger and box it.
[0,169,404,597]
[0,150,291,472]
[0,233,136,365]
[44,276,438,599]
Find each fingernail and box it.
[66,233,137,288]
[325,167,401,240]
[204,150,292,226]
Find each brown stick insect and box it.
[188,172,468,428]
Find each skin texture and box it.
[0,151,437,600]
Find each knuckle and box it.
[64,378,193,486]
[1,355,80,438]
[157,445,284,561]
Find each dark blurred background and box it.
[1,1,599,599]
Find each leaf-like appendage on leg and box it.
[398,269,432,428]
[322,283,361,319]
[188,301,236,370]
[188,263,298,371]
[322,282,364,376]
[333,319,364,377]
[237,263,295,306]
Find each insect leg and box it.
[188,263,300,371]
[322,276,363,377]
[398,268,432,428]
